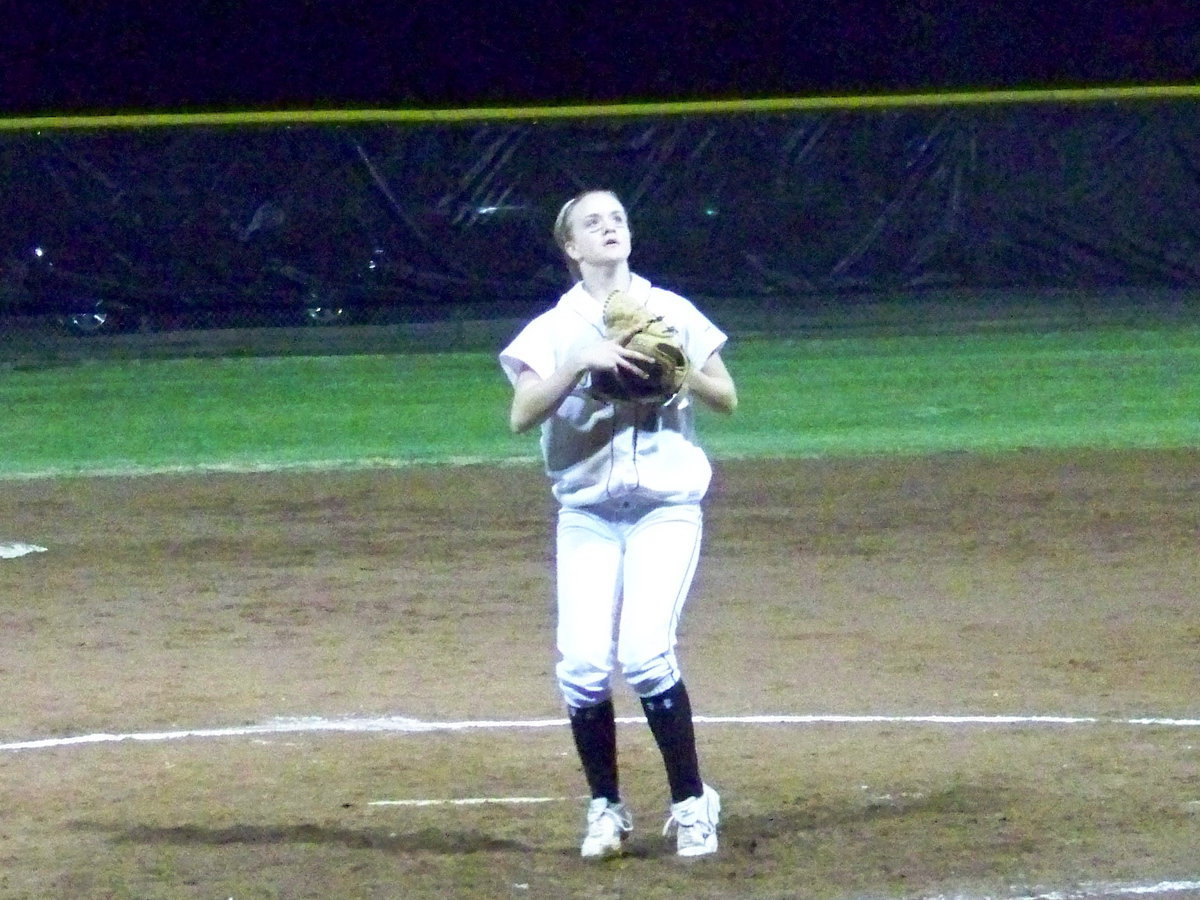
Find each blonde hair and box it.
[552,189,624,281]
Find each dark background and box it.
[3,3,1199,115]
[4,3,1200,341]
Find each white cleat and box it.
[580,797,633,859]
[662,783,720,857]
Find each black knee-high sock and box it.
[641,680,703,803]
[568,700,620,803]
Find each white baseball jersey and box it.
[500,273,727,508]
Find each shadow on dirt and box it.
[72,821,532,854]
[69,782,1017,861]
[719,782,1020,854]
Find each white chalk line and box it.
[0,541,48,559]
[4,712,1200,754]
[2,713,1196,900]
[368,796,581,808]
[920,881,1200,900]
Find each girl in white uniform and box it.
[500,189,738,858]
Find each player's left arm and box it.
[686,350,737,414]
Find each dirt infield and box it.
[1,451,1199,899]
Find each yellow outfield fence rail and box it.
[4,81,1200,342]
[2,84,1200,130]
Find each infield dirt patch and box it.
[1,451,1198,898]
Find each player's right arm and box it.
[508,341,651,434]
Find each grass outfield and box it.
[2,324,1198,477]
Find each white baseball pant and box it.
[554,497,703,708]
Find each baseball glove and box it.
[589,289,689,405]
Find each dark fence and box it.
[3,98,1199,342]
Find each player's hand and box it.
[575,337,655,381]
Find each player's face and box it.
[565,192,631,270]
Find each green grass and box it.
[711,325,1200,457]
[3,324,1198,477]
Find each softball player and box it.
[499,189,737,858]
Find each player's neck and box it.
[580,262,632,303]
